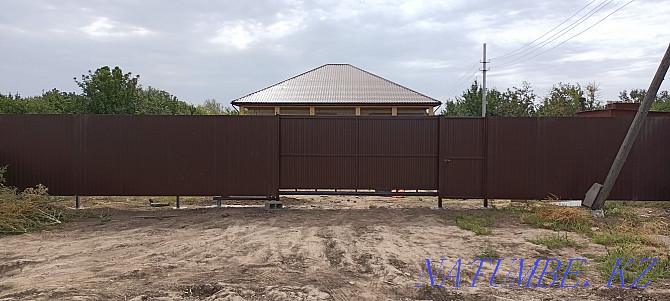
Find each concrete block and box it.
[581,183,603,208]
[265,200,283,210]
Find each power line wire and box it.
[439,62,479,97]
[496,0,614,67]
[444,69,480,100]
[493,0,598,60]
[494,0,633,70]
[494,0,634,70]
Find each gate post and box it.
[483,115,489,208]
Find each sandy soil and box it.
[1,196,669,300]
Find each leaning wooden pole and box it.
[591,43,670,210]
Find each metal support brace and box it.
[75,195,80,209]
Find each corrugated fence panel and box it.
[0,115,82,195]
[280,117,358,189]
[280,116,438,190]
[582,117,634,200]
[0,115,278,197]
[632,117,670,200]
[486,117,669,201]
[487,117,539,199]
[357,117,438,190]
[439,118,484,198]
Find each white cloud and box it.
[81,17,153,38]
[209,11,306,50]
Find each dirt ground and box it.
[1,195,669,300]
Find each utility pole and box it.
[481,43,489,117]
[590,43,670,211]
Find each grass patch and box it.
[595,246,670,285]
[0,184,68,234]
[368,204,377,209]
[521,204,591,234]
[454,213,493,235]
[603,201,638,220]
[593,233,644,246]
[527,232,587,249]
[475,242,500,259]
[547,259,586,281]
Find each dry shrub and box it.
[535,204,590,224]
[0,184,66,234]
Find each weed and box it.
[454,214,493,235]
[593,233,644,246]
[369,204,377,209]
[548,259,586,280]
[0,184,66,234]
[595,246,670,284]
[527,232,587,249]
[603,201,638,220]
[475,242,500,259]
[0,165,6,185]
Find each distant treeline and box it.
[441,81,670,117]
[0,66,236,115]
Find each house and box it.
[576,102,670,117]
[231,64,441,116]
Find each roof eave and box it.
[231,101,442,107]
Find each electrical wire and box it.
[439,62,479,97]
[495,0,634,70]
[495,0,615,67]
[493,0,598,61]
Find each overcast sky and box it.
[1,0,669,108]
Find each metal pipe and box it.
[279,191,438,196]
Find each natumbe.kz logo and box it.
[415,258,659,288]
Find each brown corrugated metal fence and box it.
[280,116,439,190]
[1,115,669,201]
[0,115,279,197]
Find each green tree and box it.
[585,82,604,110]
[75,66,140,114]
[40,89,86,114]
[492,82,537,117]
[618,89,670,112]
[652,91,670,112]
[441,80,536,117]
[0,93,27,114]
[537,83,585,117]
[441,80,501,116]
[137,87,197,115]
[618,89,647,103]
[195,99,238,115]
